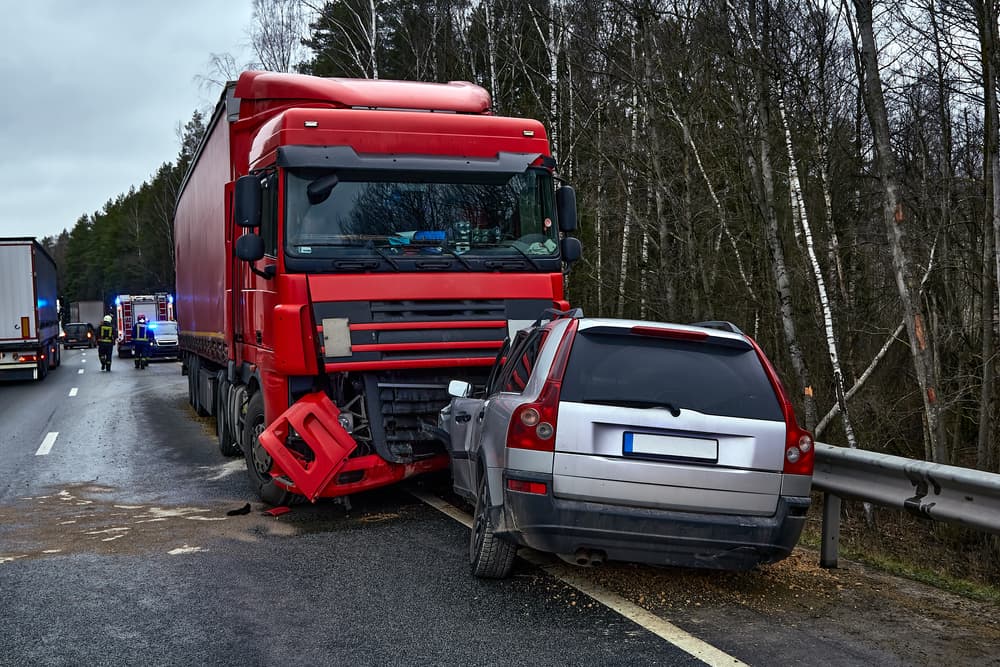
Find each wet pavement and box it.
[1,348,997,666]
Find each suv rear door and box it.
[553,324,788,516]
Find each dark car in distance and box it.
[61,322,95,349]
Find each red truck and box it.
[174,71,580,505]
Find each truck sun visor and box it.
[276,145,542,175]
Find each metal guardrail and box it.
[811,442,1000,568]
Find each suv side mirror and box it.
[561,237,582,264]
[235,233,265,262]
[556,185,577,233]
[448,380,472,398]
[234,175,262,229]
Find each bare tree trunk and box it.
[617,78,638,319]
[779,97,857,447]
[976,0,1000,471]
[596,111,604,316]
[853,0,944,461]
[484,1,499,110]
[665,97,755,303]
[744,1,817,430]
[369,0,378,78]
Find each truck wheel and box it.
[37,356,48,381]
[242,391,301,506]
[470,468,516,579]
[217,376,240,457]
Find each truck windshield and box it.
[284,168,559,264]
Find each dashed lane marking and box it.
[411,490,747,667]
[35,432,59,456]
[77,369,84,374]
[69,388,78,397]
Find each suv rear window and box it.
[65,324,89,335]
[559,331,783,421]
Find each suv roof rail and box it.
[532,307,584,327]
[690,320,744,335]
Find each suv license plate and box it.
[623,433,719,462]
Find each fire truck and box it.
[115,293,174,357]
[174,71,581,504]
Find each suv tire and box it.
[470,469,516,579]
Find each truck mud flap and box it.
[257,391,357,502]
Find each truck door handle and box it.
[455,413,471,423]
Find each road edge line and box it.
[411,490,746,667]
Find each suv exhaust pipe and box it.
[572,548,607,567]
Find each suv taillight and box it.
[746,335,815,476]
[506,320,578,453]
[783,426,814,475]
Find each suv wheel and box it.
[470,469,516,579]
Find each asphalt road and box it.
[1,349,997,666]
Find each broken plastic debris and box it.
[265,506,291,517]
[226,503,252,516]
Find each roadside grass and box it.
[801,495,1000,605]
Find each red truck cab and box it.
[175,71,580,504]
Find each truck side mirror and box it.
[561,237,582,264]
[234,175,262,229]
[235,233,265,262]
[556,185,577,233]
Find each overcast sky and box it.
[0,1,256,240]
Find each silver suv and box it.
[440,312,814,578]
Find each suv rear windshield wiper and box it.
[581,398,682,417]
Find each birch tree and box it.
[852,0,946,461]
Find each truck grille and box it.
[314,298,552,364]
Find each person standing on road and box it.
[98,315,115,372]
[132,314,154,369]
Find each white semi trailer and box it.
[0,238,61,381]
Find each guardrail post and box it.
[820,492,841,568]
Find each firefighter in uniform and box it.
[132,314,154,369]
[98,315,115,371]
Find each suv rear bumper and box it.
[496,483,810,570]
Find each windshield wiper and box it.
[367,242,401,271]
[581,398,682,417]
[475,243,543,271]
[433,246,474,271]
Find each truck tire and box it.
[242,391,302,506]
[470,468,516,579]
[216,375,240,457]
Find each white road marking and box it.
[199,460,247,481]
[69,388,78,397]
[411,490,747,667]
[77,369,84,374]
[168,545,206,555]
[35,432,58,456]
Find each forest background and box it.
[45,0,1000,490]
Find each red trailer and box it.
[174,71,581,504]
